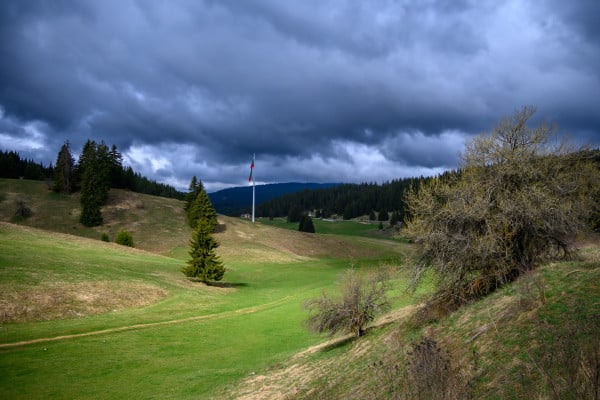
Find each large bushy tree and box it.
[182,217,225,283]
[405,106,600,312]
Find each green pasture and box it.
[258,217,386,237]
[0,219,415,399]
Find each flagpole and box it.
[252,153,255,223]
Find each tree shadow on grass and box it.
[184,278,248,288]
[214,223,227,233]
[319,335,357,353]
[206,281,249,288]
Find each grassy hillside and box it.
[0,178,190,255]
[0,178,401,258]
[2,178,596,399]
[228,240,600,399]
[0,179,415,399]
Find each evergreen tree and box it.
[187,186,217,230]
[389,211,399,226]
[343,201,359,220]
[78,140,111,227]
[287,205,302,223]
[95,142,112,204]
[299,215,316,233]
[108,144,124,188]
[182,218,225,283]
[378,209,389,222]
[52,142,74,193]
[369,210,376,221]
[184,176,202,212]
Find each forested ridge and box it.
[254,175,439,220]
[4,146,599,223]
[257,149,600,223]
[0,148,184,200]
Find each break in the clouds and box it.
[1,1,599,191]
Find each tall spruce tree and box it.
[184,176,201,212]
[52,141,74,193]
[108,144,124,188]
[187,184,217,231]
[79,140,111,227]
[182,217,225,283]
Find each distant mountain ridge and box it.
[208,182,339,216]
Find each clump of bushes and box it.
[13,200,32,220]
[115,230,133,247]
[371,334,472,400]
[100,233,110,242]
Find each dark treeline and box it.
[256,175,443,221]
[259,148,600,223]
[0,146,184,200]
[119,166,184,200]
[0,150,53,180]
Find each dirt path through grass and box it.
[0,295,293,349]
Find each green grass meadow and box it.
[0,180,415,398]
[259,216,384,237]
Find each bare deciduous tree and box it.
[304,268,390,337]
[405,106,600,313]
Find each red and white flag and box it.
[248,154,255,182]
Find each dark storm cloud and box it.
[1,1,599,191]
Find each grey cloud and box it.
[0,0,599,191]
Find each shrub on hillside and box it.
[115,230,133,247]
[100,233,110,242]
[372,333,472,400]
[14,200,32,219]
[304,268,390,337]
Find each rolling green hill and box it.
[1,178,597,399]
[230,242,600,399]
[0,178,414,399]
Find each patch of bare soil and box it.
[0,281,167,323]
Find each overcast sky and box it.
[1,1,599,192]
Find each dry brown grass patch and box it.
[215,217,382,265]
[0,280,167,323]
